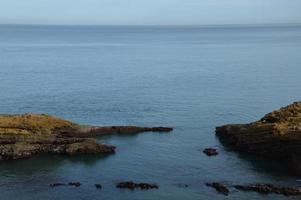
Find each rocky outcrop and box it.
[205,182,301,196]
[68,182,81,187]
[216,102,301,166]
[0,113,172,160]
[203,148,218,156]
[206,182,229,195]
[234,184,301,196]
[116,181,159,190]
[50,183,66,188]
[95,184,102,189]
[75,126,173,137]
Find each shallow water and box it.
[0,24,301,199]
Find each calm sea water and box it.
[0,24,301,199]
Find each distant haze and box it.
[0,0,301,25]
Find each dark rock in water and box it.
[116,181,159,190]
[0,113,172,160]
[175,183,189,188]
[215,102,301,171]
[50,183,66,188]
[117,181,136,190]
[203,148,218,156]
[83,126,173,136]
[95,184,102,189]
[68,182,81,187]
[138,183,159,189]
[206,182,229,195]
[234,184,301,196]
[151,127,173,132]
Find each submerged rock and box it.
[116,181,159,190]
[175,183,189,188]
[234,184,301,196]
[206,182,229,195]
[95,184,102,189]
[215,102,301,169]
[0,113,172,160]
[203,148,218,156]
[68,182,81,187]
[50,183,66,188]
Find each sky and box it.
[0,0,301,25]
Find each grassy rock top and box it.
[217,102,301,138]
[260,102,301,135]
[0,113,80,136]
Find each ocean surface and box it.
[0,24,301,199]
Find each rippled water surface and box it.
[0,24,301,199]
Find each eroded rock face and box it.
[0,113,172,160]
[216,102,301,164]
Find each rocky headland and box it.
[0,113,172,160]
[216,101,301,170]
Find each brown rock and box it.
[0,114,172,160]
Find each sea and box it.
[0,24,301,199]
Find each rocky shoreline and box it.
[3,102,301,197]
[48,180,301,196]
[0,113,172,160]
[215,102,301,170]
[206,182,301,196]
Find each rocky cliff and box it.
[216,102,301,167]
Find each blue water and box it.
[0,24,301,199]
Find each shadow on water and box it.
[0,153,112,177]
[0,133,146,177]
[236,153,299,178]
[97,131,167,139]
[216,135,300,178]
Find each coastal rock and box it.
[116,181,159,190]
[68,182,81,187]
[0,113,172,160]
[95,184,102,189]
[215,102,301,166]
[234,184,301,196]
[175,183,189,188]
[50,183,66,188]
[77,126,173,137]
[203,148,218,156]
[206,182,229,195]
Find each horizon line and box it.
[1,22,301,27]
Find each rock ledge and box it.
[0,113,172,160]
[216,102,301,169]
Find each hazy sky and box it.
[0,0,301,25]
